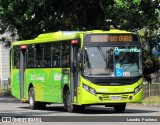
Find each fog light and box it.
[98,96,103,101]
[129,96,133,100]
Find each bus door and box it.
[70,40,80,103]
[19,45,27,100]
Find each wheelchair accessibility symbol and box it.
[116,68,123,77]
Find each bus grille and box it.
[101,94,129,101]
[101,95,110,100]
[121,95,129,100]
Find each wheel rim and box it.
[29,91,34,106]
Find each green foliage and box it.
[0,0,159,39]
[143,49,159,75]
[0,0,114,39]
[0,86,11,97]
[0,0,159,74]
[106,0,159,31]
[0,37,11,47]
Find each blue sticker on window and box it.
[116,68,123,77]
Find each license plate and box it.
[111,96,121,100]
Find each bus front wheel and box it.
[29,87,38,110]
[114,103,126,113]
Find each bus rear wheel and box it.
[29,87,38,110]
[114,103,126,113]
[64,89,78,113]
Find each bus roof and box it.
[12,31,83,46]
[12,29,133,46]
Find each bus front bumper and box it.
[78,88,143,105]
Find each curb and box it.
[127,103,160,108]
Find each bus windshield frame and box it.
[82,45,142,78]
[82,33,142,79]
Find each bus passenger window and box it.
[52,42,61,67]
[35,59,43,67]
[13,46,20,69]
[44,43,51,67]
[15,59,19,68]
[62,41,70,67]
[62,55,70,67]
[26,45,36,68]
[27,58,34,67]
[35,44,43,67]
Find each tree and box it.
[0,0,159,74]
[106,0,160,75]
[0,0,114,40]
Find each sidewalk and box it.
[128,102,160,108]
[0,85,11,97]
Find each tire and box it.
[114,103,126,113]
[63,89,77,113]
[29,87,38,110]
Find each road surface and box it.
[0,97,159,124]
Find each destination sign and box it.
[85,34,139,42]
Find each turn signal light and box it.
[20,45,27,49]
[71,40,78,45]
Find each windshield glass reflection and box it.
[82,46,142,77]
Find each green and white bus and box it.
[11,29,143,112]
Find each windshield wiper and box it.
[97,44,107,61]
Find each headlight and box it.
[89,88,96,95]
[134,84,143,95]
[134,87,139,94]
[83,84,96,96]
[83,84,89,91]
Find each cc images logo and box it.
[2,117,12,122]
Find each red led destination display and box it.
[85,34,138,43]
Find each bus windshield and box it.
[82,46,142,77]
